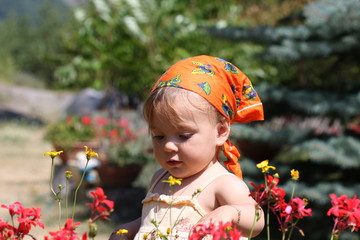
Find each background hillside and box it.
[0,0,71,20]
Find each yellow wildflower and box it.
[116,229,128,235]
[65,171,73,180]
[256,160,276,173]
[158,232,166,238]
[166,228,171,235]
[44,150,63,158]
[291,169,300,181]
[162,176,182,186]
[142,233,149,240]
[225,226,233,231]
[84,146,98,160]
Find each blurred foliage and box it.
[55,0,235,95]
[0,0,312,95]
[53,0,301,97]
[0,0,73,86]
[204,0,360,92]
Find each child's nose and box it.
[164,140,178,152]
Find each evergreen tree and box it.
[204,0,360,91]
[204,0,360,239]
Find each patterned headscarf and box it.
[151,55,264,179]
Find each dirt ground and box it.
[0,83,115,239]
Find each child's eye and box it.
[179,133,192,140]
[152,135,164,140]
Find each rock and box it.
[0,82,75,122]
[66,88,104,116]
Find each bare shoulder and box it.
[213,173,254,205]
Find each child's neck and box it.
[164,161,221,195]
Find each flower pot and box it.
[95,163,142,188]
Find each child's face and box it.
[149,99,228,179]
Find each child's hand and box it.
[195,204,264,237]
[196,205,238,226]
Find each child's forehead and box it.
[150,102,210,128]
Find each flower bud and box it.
[88,222,98,238]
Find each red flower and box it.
[117,117,130,128]
[1,202,45,239]
[0,218,15,239]
[249,173,312,237]
[249,182,267,205]
[109,129,119,138]
[249,175,286,208]
[280,197,312,224]
[81,116,92,125]
[190,221,242,240]
[327,194,360,234]
[1,202,22,217]
[45,219,82,240]
[88,187,114,222]
[96,117,109,127]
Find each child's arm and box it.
[109,217,141,240]
[197,175,265,237]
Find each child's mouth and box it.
[167,160,181,167]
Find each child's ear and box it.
[216,120,230,146]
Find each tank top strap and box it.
[148,169,169,192]
[197,172,234,195]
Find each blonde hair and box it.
[143,87,226,126]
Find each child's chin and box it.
[167,169,188,179]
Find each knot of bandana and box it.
[152,55,264,179]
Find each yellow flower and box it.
[84,146,98,160]
[65,171,73,180]
[44,150,63,158]
[256,160,276,173]
[116,229,128,236]
[157,232,166,238]
[291,169,300,180]
[166,228,171,235]
[142,233,149,240]
[162,176,182,186]
[225,226,233,231]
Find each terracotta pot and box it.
[95,163,142,188]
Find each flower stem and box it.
[58,200,62,230]
[266,202,271,240]
[330,233,339,240]
[49,157,56,197]
[72,160,90,220]
[290,181,296,200]
[248,204,261,239]
[287,219,299,240]
[65,179,69,220]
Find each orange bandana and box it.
[152,55,264,179]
